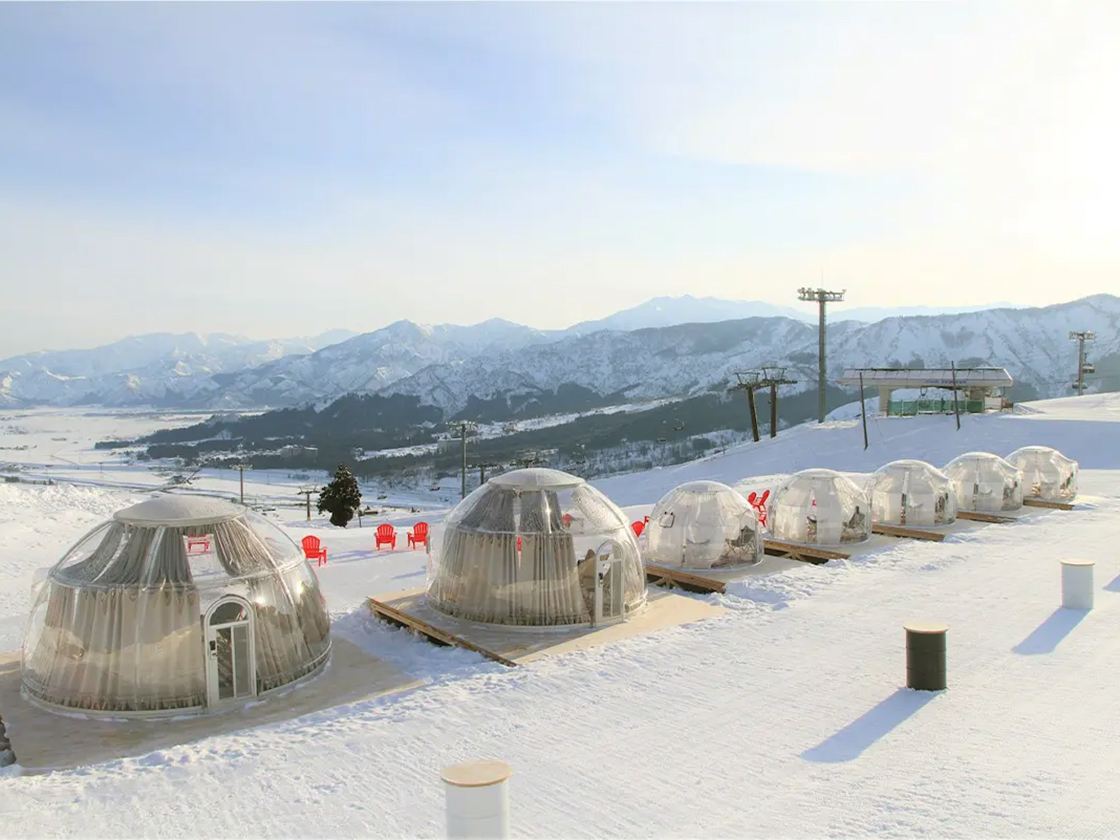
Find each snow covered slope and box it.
[2,394,1120,838]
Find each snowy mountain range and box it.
[1,295,1115,411]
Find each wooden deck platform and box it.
[368,588,725,666]
[368,598,519,666]
[0,638,422,773]
[1023,498,1075,511]
[763,539,850,564]
[645,564,726,594]
[871,523,948,542]
[957,510,1018,524]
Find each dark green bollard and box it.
[905,623,947,691]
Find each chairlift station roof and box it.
[836,367,1013,389]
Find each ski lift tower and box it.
[297,485,317,522]
[1069,330,1095,396]
[798,287,846,423]
[448,420,478,499]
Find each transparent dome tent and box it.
[943,452,1023,512]
[1006,446,1078,502]
[868,460,958,528]
[426,468,646,627]
[769,469,871,546]
[22,496,331,717]
[646,480,763,569]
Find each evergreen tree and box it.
[317,464,362,527]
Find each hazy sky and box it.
[2,2,1118,357]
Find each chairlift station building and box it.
[837,367,1014,416]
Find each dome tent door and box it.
[593,540,626,627]
[205,597,257,707]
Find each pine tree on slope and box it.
[317,464,362,528]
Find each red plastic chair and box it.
[376,523,397,550]
[562,513,574,529]
[301,535,327,566]
[631,521,645,538]
[748,490,770,528]
[407,522,429,549]
[186,534,210,553]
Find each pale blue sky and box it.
[2,2,1118,357]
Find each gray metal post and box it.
[951,362,960,430]
[460,426,468,500]
[860,372,868,450]
[818,297,826,424]
[747,387,760,442]
[1077,336,1085,396]
[798,287,846,424]
[769,383,778,439]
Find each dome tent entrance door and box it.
[205,597,256,707]
[593,540,625,627]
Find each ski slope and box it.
[2,395,1120,837]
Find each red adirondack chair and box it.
[376,523,397,550]
[301,535,327,566]
[748,490,770,528]
[407,522,429,549]
[631,521,645,538]
[562,513,574,529]
[186,533,210,553]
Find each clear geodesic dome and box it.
[646,480,762,569]
[1006,446,1078,502]
[769,469,871,546]
[868,460,958,527]
[426,468,646,627]
[943,452,1023,512]
[22,496,331,717]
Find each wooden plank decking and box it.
[367,597,519,667]
[645,564,726,594]
[1023,498,1075,511]
[957,510,1017,524]
[763,539,850,564]
[871,523,947,542]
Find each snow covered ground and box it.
[2,395,1120,836]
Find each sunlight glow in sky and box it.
[1,2,1118,356]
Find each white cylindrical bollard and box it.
[441,759,512,839]
[1061,559,1094,610]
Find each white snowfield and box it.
[2,394,1120,837]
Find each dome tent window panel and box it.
[427,468,647,627]
[1006,446,1078,502]
[21,496,332,717]
[943,452,1023,513]
[769,469,871,546]
[646,480,763,569]
[868,460,958,527]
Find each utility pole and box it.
[234,462,252,505]
[798,286,847,423]
[732,368,797,441]
[298,486,315,521]
[448,421,477,499]
[1069,331,1095,397]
